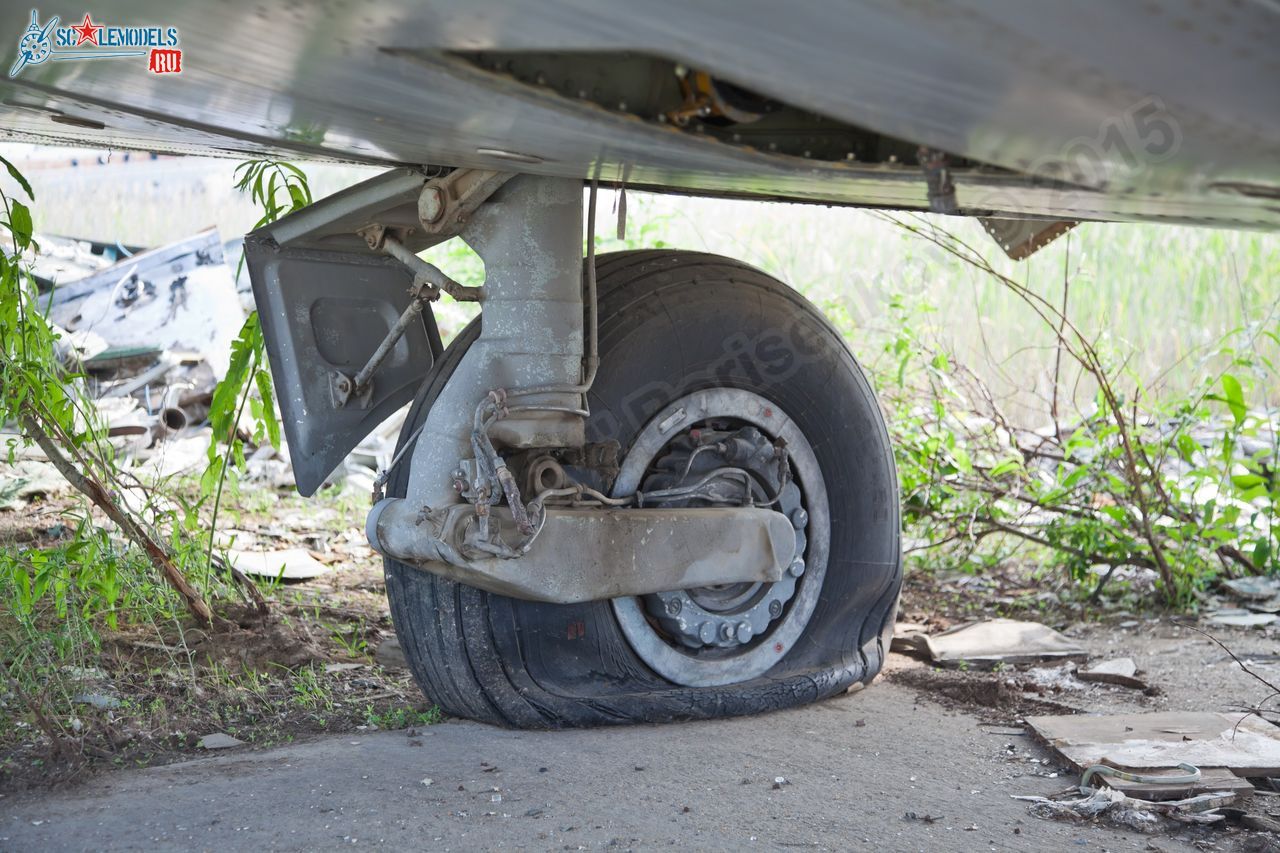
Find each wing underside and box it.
[1,1,1277,228]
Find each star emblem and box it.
[70,13,102,47]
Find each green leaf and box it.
[1175,433,1199,463]
[1253,539,1273,570]
[988,459,1024,478]
[1221,374,1246,426]
[1238,484,1269,501]
[200,455,225,495]
[1061,466,1091,491]
[1232,473,1266,490]
[8,199,33,251]
[0,154,33,199]
[254,367,281,449]
[1101,505,1128,523]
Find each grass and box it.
[8,144,1276,413]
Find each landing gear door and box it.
[244,236,438,496]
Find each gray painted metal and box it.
[611,388,831,687]
[368,502,794,603]
[403,175,586,519]
[244,237,434,496]
[250,168,436,254]
[1,3,1276,228]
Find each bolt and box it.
[720,623,735,641]
[768,600,783,619]
[790,507,808,529]
[735,622,753,643]
[698,622,716,644]
[788,559,806,578]
[419,186,445,224]
[665,597,683,616]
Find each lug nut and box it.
[720,623,735,641]
[698,622,717,644]
[790,508,808,529]
[788,559,806,578]
[735,622,753,643]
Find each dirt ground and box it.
[2,656,1274,852]
[0,492,435,792]
[3,493,1279,850]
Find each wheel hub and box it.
[639,425,808,649]
[611,387,830,688]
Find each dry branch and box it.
[21,415,217,629]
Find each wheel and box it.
[384,249,901,727]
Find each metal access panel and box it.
[245,236,438,496]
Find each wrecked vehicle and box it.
[2,2,1277,727]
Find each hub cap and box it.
[611,389,829,687]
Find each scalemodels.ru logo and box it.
[9,9,182,77]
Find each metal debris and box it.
[45,228,244,378]
[919,619,1088,669]
[1015,787,1236,834]
[197,733,246,749]
[1206,610,1278,628]
[375,635,409,670]
[1077,658,1149,690]
[1027,711,1280,786]
[225,547,331,581]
